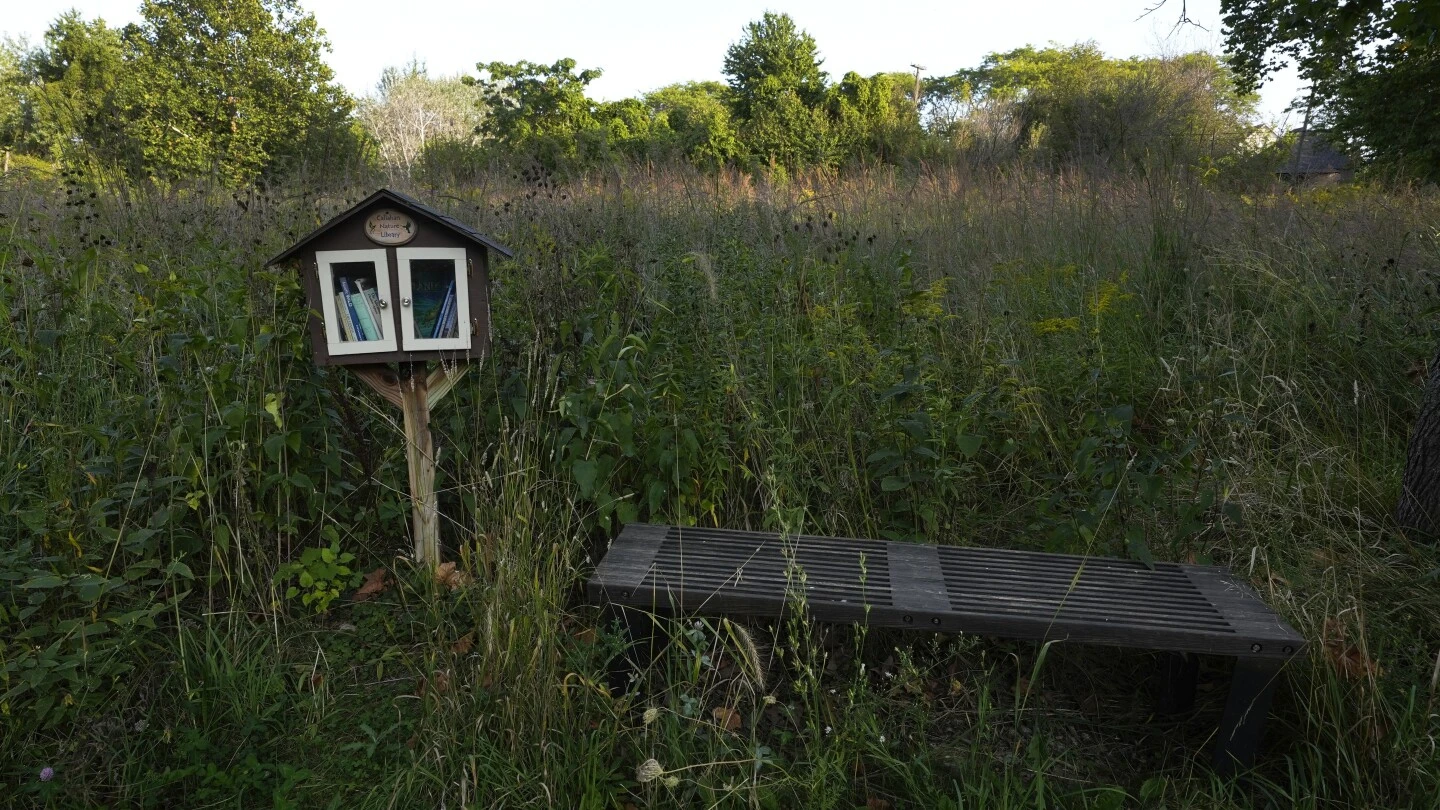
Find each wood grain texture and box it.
[425,363,470,408]
[399,364,439,565]
[350,364,404,408]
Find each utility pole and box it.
[910,64,927,109]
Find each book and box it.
[338,278,370,340]
[410,274,448,338]
[354,278,385,339]
[432,280,456,339]
[334,293,358,341]
[351,289,379,341]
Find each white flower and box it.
[636,758,664,783]
[824,726,833,735]
[642,707,659,725]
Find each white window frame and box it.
[316,249,398,355]
[396,247,470,351]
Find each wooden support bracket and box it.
[348,361,469,566]
[350,364,404,408]
[425,363,469,408]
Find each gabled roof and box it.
[266,188,514,266]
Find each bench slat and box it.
[589,524,1306,660]
[888,543,953,613]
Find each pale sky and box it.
[11,0,1305,125]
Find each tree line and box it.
[1,0,1435,187]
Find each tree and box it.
[828,71,925,163]
[723,12,834,167]
[643,82,740,167]
[722,12,827,120]
[1221,0,1440,181]
[117,0,357,184]
[1221,1,1440,537]
[0,38,27,153]
[358,60,484,181]
[468,58,602,166]
[1,14,124,163]
[928,44,1257,167]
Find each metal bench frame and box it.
[588,523,1306,773]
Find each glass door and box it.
[316,249,398,355]
[396,247,470,351]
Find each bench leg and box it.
[604,603,659,697]
[1158,652,1199,714]
[1213,657,1281,774]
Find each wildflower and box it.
[642,707,660,725]
[39,767,54,782]
[636,758,664,783]
[662,775,680,789]
[879,735,886,743]
[824,725,833,735]
[763,695,777,705]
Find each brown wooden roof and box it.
[266,188,514,266]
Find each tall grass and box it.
[1,162,1437,807]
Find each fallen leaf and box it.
[573,627,598,645]
[866,799,892,810]
[711,706,741,732]
[353,567,391,602]
[432,669,451,694]
[309,672,323,690]
[435,561,472,590]
[1323,618,1383,680]
[451,632,475,655]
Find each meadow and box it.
[2,161,1438,808]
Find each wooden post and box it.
[351,362,469,568]
[399,363,440,566]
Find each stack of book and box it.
[430,280,458,339]
[335,278,385,341]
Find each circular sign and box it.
[365,209,417,245]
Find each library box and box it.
[267,189,513,366]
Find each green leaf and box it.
[1125,526,1155,569]
[956,434,982,459]
[880,476,910,492]
[20,575,66,589]
[572,459,599,499]
[865,448,901,465]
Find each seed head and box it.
[636,758,664,783]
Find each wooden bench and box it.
[588,523,1306,773]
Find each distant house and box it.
[1278,130,1353,184]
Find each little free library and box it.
[267,189,513,565]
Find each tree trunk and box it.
[1396,342,1440,539]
